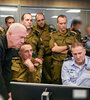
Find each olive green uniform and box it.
[33,24,56,83]
[70,30,82,42]
[11,57,42,83]
[49,29,77,84]
[0,26,5,36]
[24,28,41,57]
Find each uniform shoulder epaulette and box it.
[34,30,40,36]
[70,31,77,36]
[64,57,72,62]
[48,25,56,33]
[12,57,20,60]
[0,26,4,32]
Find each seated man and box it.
[61,42,90,86]
[11,44,43,83]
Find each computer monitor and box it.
[11,82,90,100]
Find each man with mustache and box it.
[21,13,42,57]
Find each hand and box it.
[8,92,12,100]
[23,59,34,72]
[52,42,59,52]
[68,45,71,50]
[54,42,58,46]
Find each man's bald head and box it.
[35,13,45,20]
[7,23,27,49]
[20,44,32,52]
[19,44,33,60]
[7,23,26,35]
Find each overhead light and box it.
[66,9,81,13]
[0,7,17,11]
[51,16,58,18]
[46,8,62,11]
[31,13,36,16]
[0,15,14,17]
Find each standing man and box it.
[82,25,90,57]
[5,16,15,33]
[0,16,15,36]
[33,13,56,83]
[21,13,41,57]
[61,42,90,86]
[49,15,77,84]
[0,23,27,100]
[70,19,82,42]
[11,44,43,83]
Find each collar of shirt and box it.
[37,24,48,31]
[57,29,70,36]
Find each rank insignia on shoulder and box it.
[70,31,77,36]
[34,30,40,36]
[12,57,20,60]
[64,57,72,61]
[48,25,56,32]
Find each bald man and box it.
[11,44,43,83]
[33,13,56,83]
[0,23,27,100]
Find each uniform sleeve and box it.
[4,60,12,93]
[49,34,54,49]
[75,37,78,42]
[37,38,44,58]
[0,48,9,99]
[61,62,77,86]
[28,60,42,83]
[33,64,42,83]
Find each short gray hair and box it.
[7,23,26,35]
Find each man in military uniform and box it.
[82,25,90,57]
[0,26,5,36]
[49,15,77,84]
[11,44,43,83]
[33,13,56,83]
[5,16,15,33]
[70,19,82,42]
[61,42,90,86]
[21,13,41,57]
[0,16,15,37]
